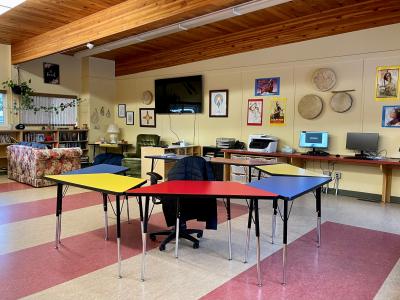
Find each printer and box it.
[248,134,278,152]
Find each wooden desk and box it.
[223,149,400,203]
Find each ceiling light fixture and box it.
[75,0,291,58]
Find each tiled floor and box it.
[0,176,399,300]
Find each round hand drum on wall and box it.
[312,68,337,91]
[298,94,324,120]
[330,92,353,113]
[142,90,153,105]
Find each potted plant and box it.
[2,80,34,109]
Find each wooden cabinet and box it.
[0,129,89,171]
[141,145,201,179]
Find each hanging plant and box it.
[2,79,83,114]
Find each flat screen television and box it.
[155,75,203,114]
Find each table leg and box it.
[226,198,232,260]
[381,165,392,203]
[126,195,131,224]
[102,193,109,240]
[116,195,122,278]
[272,199,277,244]
[282,199,288,285]
[175,197,180,258]
[151,158,155,173]
[141,196,150,281]
[316,187,321,247]
[55,183,63,249]
[244,199,253,263]
[248,166,252,183]
[254,199,262,287]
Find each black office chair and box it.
[148,156,217,251]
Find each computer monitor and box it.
[346,132,379,157]
[299,131,329,149]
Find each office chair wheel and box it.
[159,244,166,251]
[197,232,203,238]
[149,234,156,241]
[193,242,199,249]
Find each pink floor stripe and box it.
[201,221,400,300]
[0,201,248,299]
[0,191,107,225]
[0,181,33,193]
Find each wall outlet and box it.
[323,170,332,177]
[334,172,342,179]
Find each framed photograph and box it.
[382,105,400,127]
[255,77,280,96]
[209,89,228,117]
[140,108,156,127]
[118,104,126,118]
[36,133,45,142]
[375,66,400,101]
[43,63,60,84]
[126,111,134,125]
[269,97,286,126]
[247,99,263,126]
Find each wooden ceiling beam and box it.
[11,0,248,64]
[115,0,400,76]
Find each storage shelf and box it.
[59,140,88,143]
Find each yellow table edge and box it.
[45,173,147,194]
[256,163,330,177]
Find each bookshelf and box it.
[0,129,89,170]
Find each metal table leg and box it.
[282,199,288,285]
[272,199,277,244]
[116,195,122,278]
[244,199,253,263]
[126,195,131,224]
[55,183,63,249]
[254,199,262,287]
[175,197,180,258]
[226,198,232,260]
[140,196,150,281]
[316,187,322,247]
[102,193,108,240]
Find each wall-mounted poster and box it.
[269,97,286,126]
[382,105,400,127]
[247,99,263,126]
[255,77,280,96]
[209,89,228,117]
[140,108,156,127]
[43,63,60,84]
[375,66,400,101]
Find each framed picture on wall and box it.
[43,62,60,84]
[209,89,228,117]
[375,66,400,101]
[247,99,263,126]
[126,111,134,125]
[118,104,126,118]
[255,77,280,96]
[140,108,156,127]
[382,105,400,127]
[269,97,286,126]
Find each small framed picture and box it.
[126,111,134,125]
[118,104,126,118]
[255,77,280,96]
[36,133,45,142]
[43,63,60,84]
[209,89,228,117]
[247,99,263,126]
[375,66,400,101]
[140,108,156,127]
[382,105,400,127]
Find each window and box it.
[0,92,6,126]
[20,94,77,125]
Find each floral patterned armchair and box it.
[7,145,82,187]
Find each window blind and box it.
[20,95,77,125]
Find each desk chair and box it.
[148,156,217,251]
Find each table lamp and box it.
[107,123,119,144]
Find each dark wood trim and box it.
[32,92,77,99]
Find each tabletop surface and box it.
[256,163,329,177]
[63,164,129,175]
[145,155,276,167]
[127,180,278,199]
[45,173,146,194]
[248,176,331,200]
